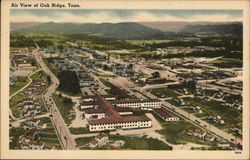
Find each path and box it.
[9,68,42,120]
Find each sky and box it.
[10,9,243,23]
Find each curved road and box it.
[34,50,77,150]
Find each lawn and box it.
[183,97,242,131]
[52,94,75,125]
[10,77,29,96]
[212,58,242,68]
[69,127,98,134]
[203,89,218,97]
[38,117,62,149]
[99,78,114,88]
[75,137,93,147]
[149,88,180,98]
[9,127,26,149]
[77,135,173,150]
[109,135,172,150]
[9,93,27,118]
[157,119,221,146]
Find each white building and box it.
[88,116,152,132]
[89,133,109,149]
[112,99,161,109]
[85,109,107,119]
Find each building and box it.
[85,109,107,119]
[204,134,215,142]
[112,99,161,109]
[153,108,179,121]
[88,133,109,149]
[230,125,242,135]
[24,119,47,130]
[86,96,152,132]
[193,129,206,139]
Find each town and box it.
[9,18,243,151]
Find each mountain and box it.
[10,22,41,31]
[12,22,165,40]
[181,23,242,37]
[139,21,241,32]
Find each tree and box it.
[58,71,81,94]
[127,64,133,70]
[152,71,160,78]
[47,76,51,85]
[58,44,64,51]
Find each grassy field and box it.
[9,93,27,118]
[182,97,242,132]
[75,137,93,147]
[203,89,218,97]
[77,135,172,150]
[9,127,26,149]
[212,58,242,68]
[69,127,98,135]
[109,135,172,150]
[149,88,180,98]
[10,117,62,150]
[99,78,114,88]
[43,58,59,76]
[156,119,221,146]
[10,77,29,96]
[52,94,75,125]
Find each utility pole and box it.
[64,136,67,150]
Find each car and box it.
[49,114,53,117]
[203,125,207,127]
[195,120,200,124]
[230,139,234,142]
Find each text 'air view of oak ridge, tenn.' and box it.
[9,9,243,151]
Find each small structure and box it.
[153,108,179,121]
[89,133,109,149]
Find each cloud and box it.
[10,10,242,23]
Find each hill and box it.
[181,23,242,37]
[12,22,166,40]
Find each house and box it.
[230,125,242,135]
[25,129,40,140]
[23,136,34,143]
[21,143,30,150]
[186,129,194,136]
[69,110,76,116]
[89,140,98,148]
[193,129,206,139]
[29,141,45,150]
[89,133,109,148]
[43,144,56,150]
[153,108,179,121]
[95,133,109,146]
[204,134,215,142]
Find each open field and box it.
[149,88,181,98]
[182,97,242,132]
[52,94,75,125]
[10,77,29,96]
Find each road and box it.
[109,76,242,146]
[67,42,242,146]
[34,50,77,150]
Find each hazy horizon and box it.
[10,9,243,23]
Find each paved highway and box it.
[34,50,77,150]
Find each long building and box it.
[112,99,161,109]
[85,96,152,132]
